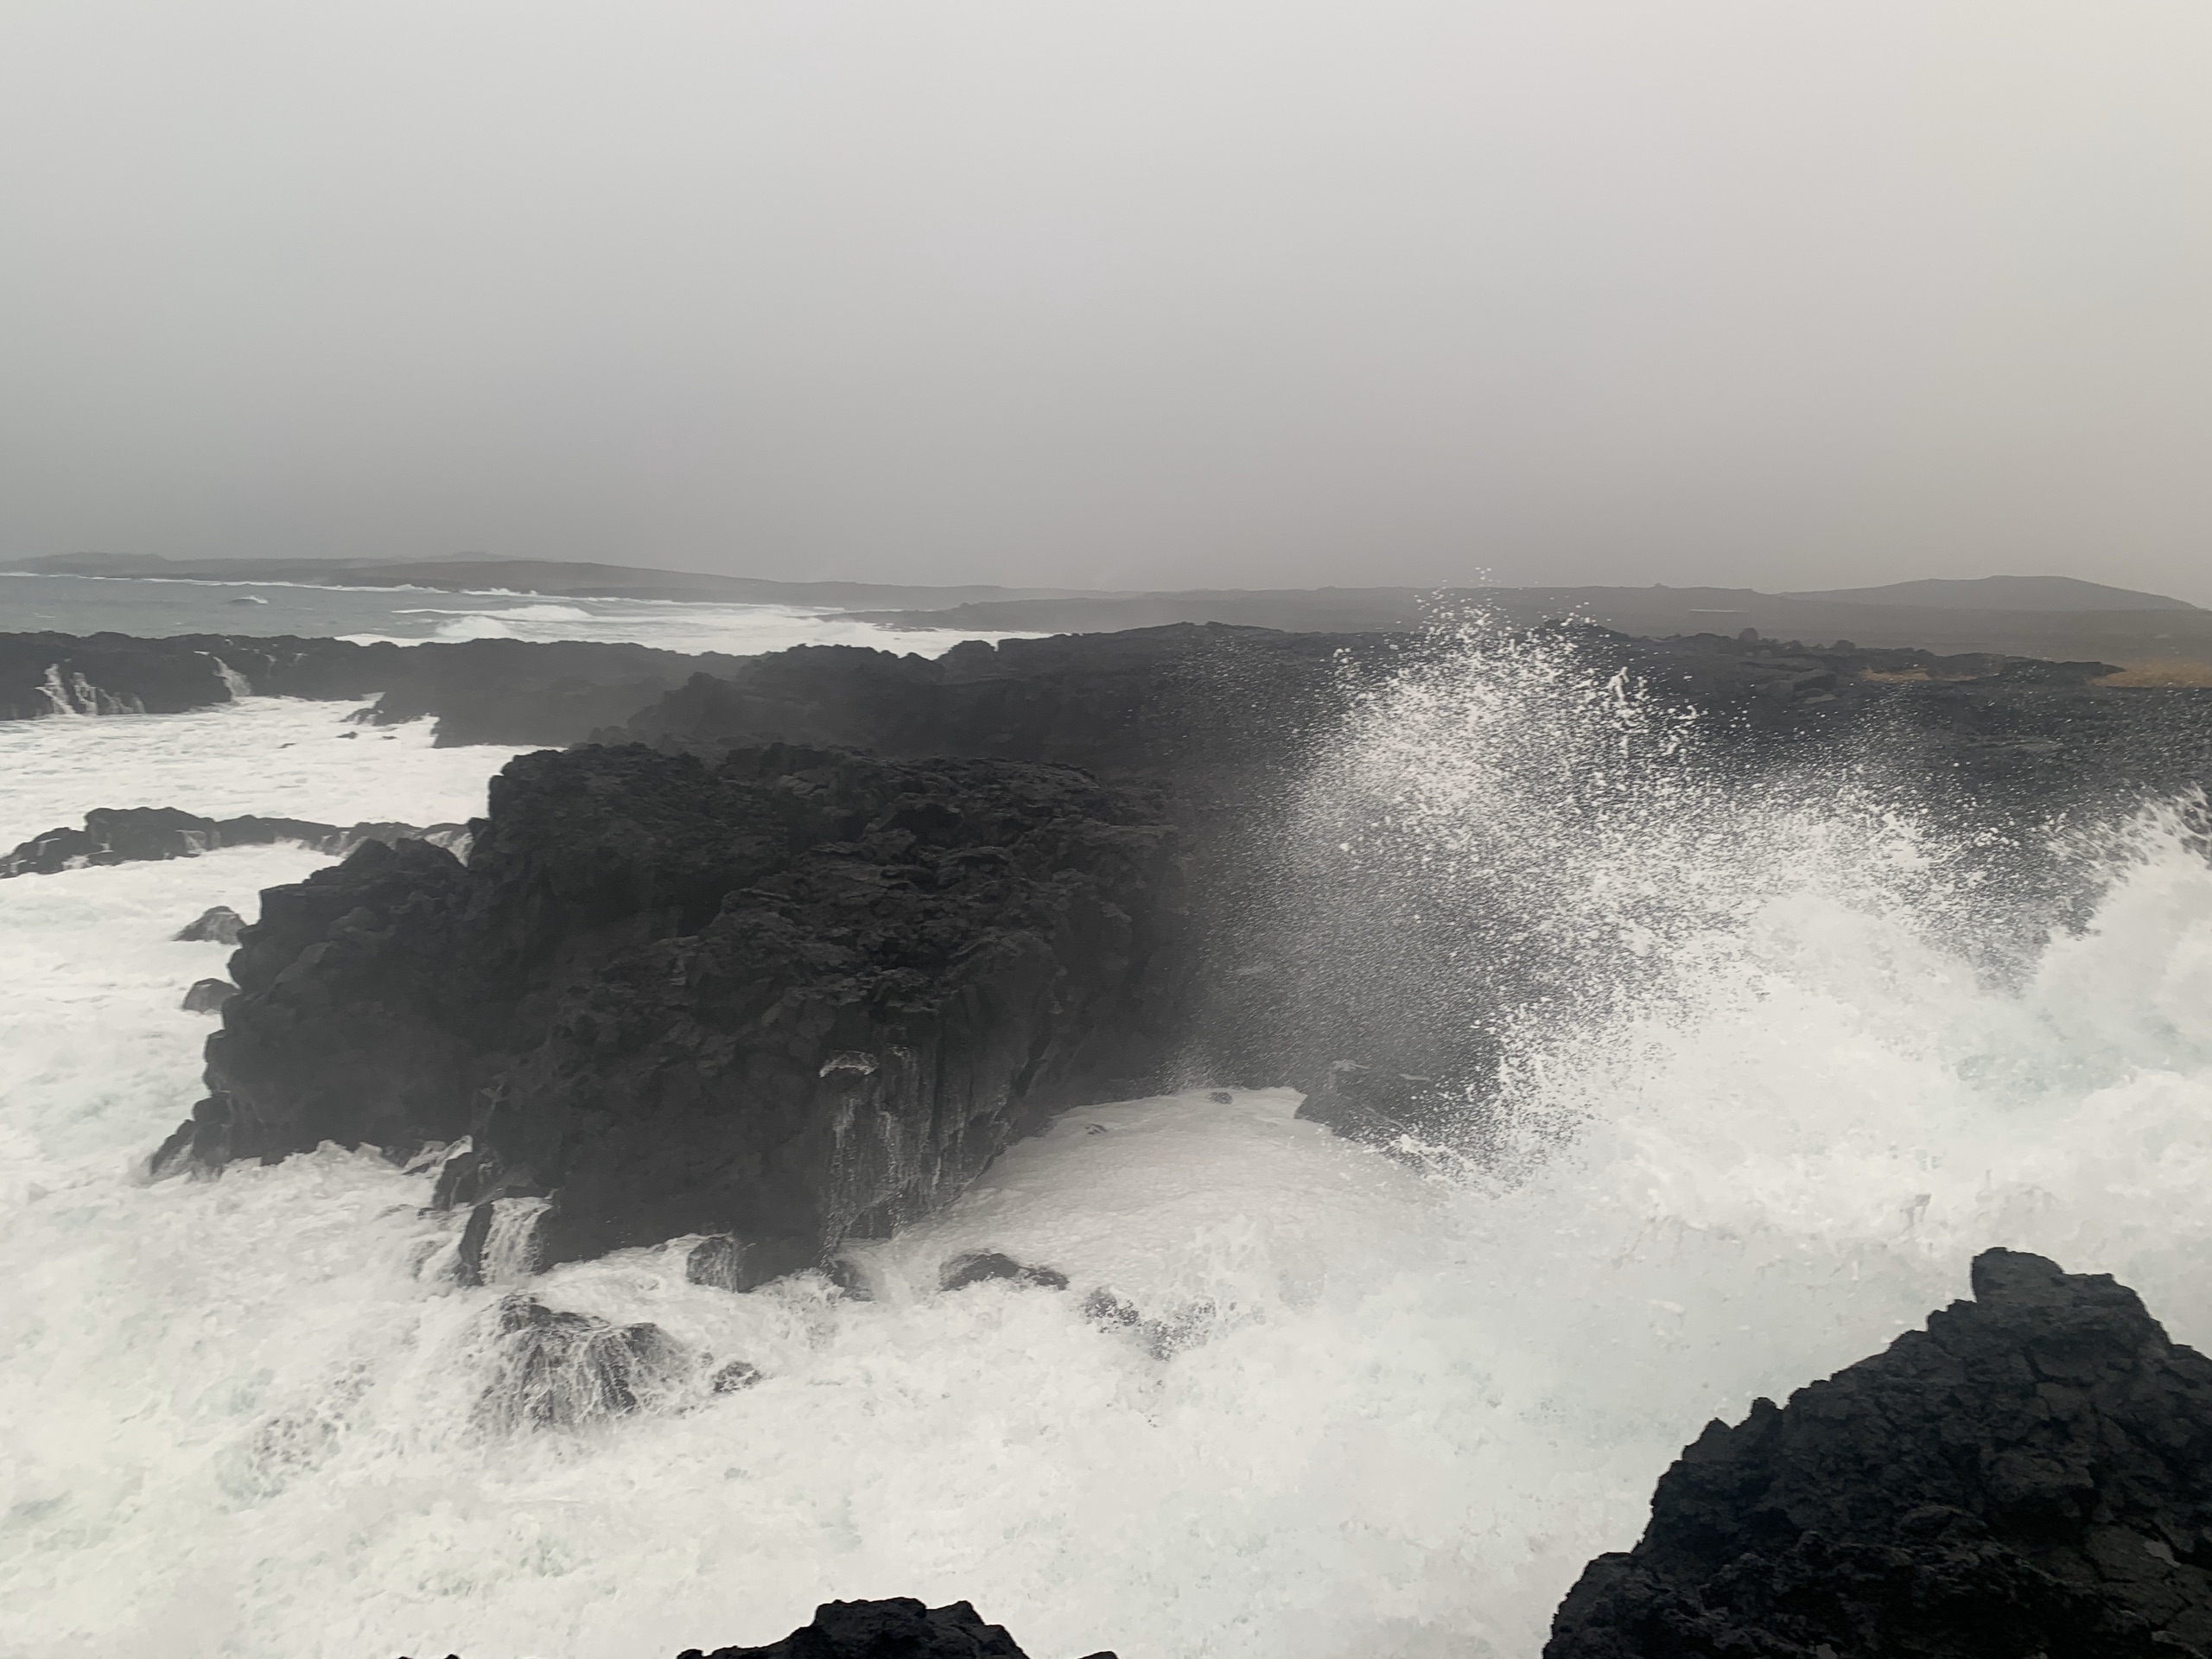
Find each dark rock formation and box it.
[166,742,1190,1276]
[400,1595,1115,1659]
[605,624,2212,1141]
[939,1251,1069,1293]
[0,631,760,746]
[686,1235,753,1292]
[150,624,2212,1273]
[709,1359,762,1394]
[1,807,465,878]
[180,978,236,1014]
[175,904,247,944]
[606,626,1362,791]
[473,1294,690,1433]
[1547,1249,2212,1658]
[607,623,2212,808]
[674,1598,1111,1659]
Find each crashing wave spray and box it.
[1281,609,2060,1172]
[36,662,146,717]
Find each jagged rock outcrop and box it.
[1547,1249,2212,1658]
[0,806,464,878]
[180,978,236,1014]
[472,1294,690,1434]
[605,625,2212,1137]
[175,904,247,944]
[607,626,1363,791]
[163,743,1190,1277]
[939,1251,1069,1292]
[155,626,2212,1260]
[673,1597,1113,1659]
[0,631,756,746]
[608,623,2212,805]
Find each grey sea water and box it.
[0,571,994,656]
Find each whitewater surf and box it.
[3,626,2209,1659]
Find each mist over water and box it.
[4,631,2212,1658]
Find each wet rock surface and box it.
[608,624,2212,1141]
[674,1597,1108,1659]
[171,742,1190,1273]
[472,1295,690,1433]
[2,806,463,878]
[146,624,2212,1265]
[607,622,2212,805]
[175,904,247,944]
[0,630,754,746]
[180,977,236,1014]
[1546,1249,2212,1659]
[939,1250,1070,1293]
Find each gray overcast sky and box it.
[3,3,2209,600]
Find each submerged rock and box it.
[939,1251,1069,1293]
[674,1597,1111,1659]
[685,1235,753,1293]
[473,1295,688,1433]
[709,1359,762,1394]
[1546,1249,2212,1658]
[180,977,236,1014]
[175,904,246,944]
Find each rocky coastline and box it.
[159,623,2212,1265]
[54,618,2208,1654]
[162,742,1191,1277]
[0,630,759,746]
[1,804,466,877]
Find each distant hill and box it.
[1784,575,2200,613]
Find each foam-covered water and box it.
[0,698,533,847]
[4,626,2211,1658]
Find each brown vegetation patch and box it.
[2094,658,2212,687]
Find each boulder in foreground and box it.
[1547,1248,2212,1657]
[675,1596,1113,1659]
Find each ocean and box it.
[0,571,998,656]
[3,615,2209,1658]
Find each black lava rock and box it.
[175,905,247,944]
[1546,1249,2212,1658]
[180,978,236,1014]
[939,1251,1069,1293]
[1,807,461,879]
[474,1295,689,1433]
[608,625,2212,1149]
[674,1597,1112,1659]
[686,1236,753,1293]
[0,629,761,747]
[169,743,1191,1276]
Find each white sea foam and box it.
[0,698,532,847]
[334,599,1022,656]
[3,624,2211,1659]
